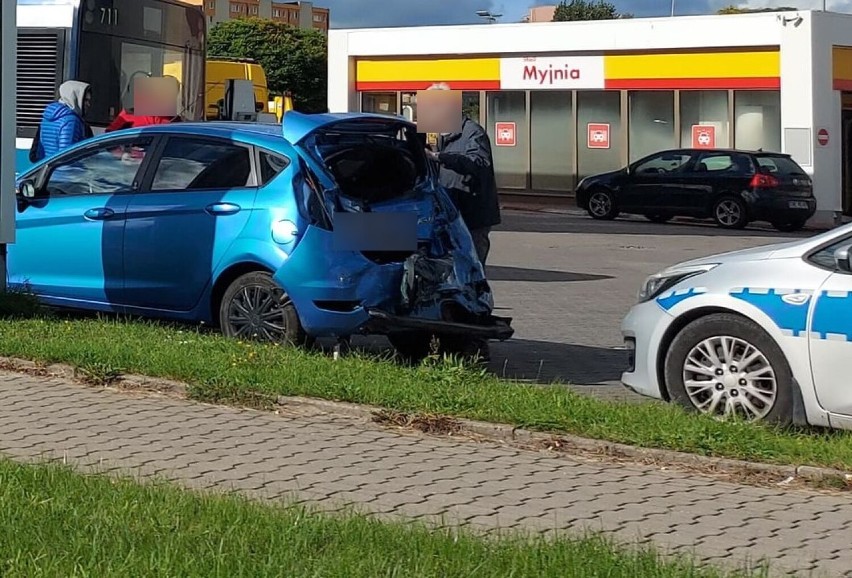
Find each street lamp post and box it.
[670,0,675,17]
[476,10,502,23]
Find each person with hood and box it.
[31,80,92,162]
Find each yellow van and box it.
[205,57,269,120]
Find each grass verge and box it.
[1,317,852,470]
[0,459,760,577]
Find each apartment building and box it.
[185,0,329,32]
[522,5,556,23]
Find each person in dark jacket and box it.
[32,80,92,161]
[424,83,500,265]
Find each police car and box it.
[621,223,852,430]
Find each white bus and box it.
[16,0,206,172]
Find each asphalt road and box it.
[483,210,813,399]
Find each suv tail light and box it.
[749,173,779,189]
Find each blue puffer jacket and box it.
[34,80,91,161]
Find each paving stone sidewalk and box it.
[1,372,851,577]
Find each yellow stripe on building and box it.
[356,58,500,82]
[605,51,780,80]
[833,46,852,82]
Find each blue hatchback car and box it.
[12,112,512,352]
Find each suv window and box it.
[258,151,290,185]
[755,155,806,176]
[693,152,754,175]
[44,137,153,197]
[151,137,253,191]
[809,236,852,270]
[633,152,692,175]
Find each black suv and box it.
[575,149,816,232]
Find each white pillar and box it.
[327,31,357,112]
[0,0,17,286]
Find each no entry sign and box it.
[817,128,830,147]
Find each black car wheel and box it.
[586,189,619,220]
[645,214,672,224]
[219,271,309,345]
[664,313,794,426]
[771,219,807,233]
[712,196,748,229]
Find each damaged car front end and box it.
[273,112,513,346]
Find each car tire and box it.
[712,196,748,229]
[664,313,795,426]
[645,214,672,224]
[771,219,807,233]
[586,189,619,220]
[219,271,309,345]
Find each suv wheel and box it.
[771,219,807,233]
[664,313,794,426]
[219,271,309,345]
[586,189,619,220]
[712,196,748,229]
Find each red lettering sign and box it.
[587,123,610,149]
[495,122,516,147]
[692,125,716,149]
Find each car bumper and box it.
[365,310,514,340]
[620,299,675,400]
[746,195,817,222]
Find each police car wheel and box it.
[664,313,794,426]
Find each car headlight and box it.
[637,264,719,303]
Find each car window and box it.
[755,155,806,176]
[692,153,754,175]
[809,236,852,270]
[258,151,290,186]
[151,137,253,191]
[633,153,692,175]
[44,138,153,197]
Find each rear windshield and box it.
[754,155,805,176]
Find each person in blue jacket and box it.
[31,80,93,162]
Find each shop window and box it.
[361,92,397,116]
[401,92,416,122]
[577,91,622,182]
[680,91,729,149]
[463,92,480,124]
[486,91,527,189]
[530,91,573,192]
[628,91,675,163]
[734,91,781,152]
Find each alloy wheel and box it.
[588,192,612,217]
[226,284,290,341]
[715,200,742,227]
[681,335,777,420]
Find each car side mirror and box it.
[17,180,36,199]
[834,244,852,273]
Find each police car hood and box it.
[671,238,816,270]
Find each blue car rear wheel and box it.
[219,271,308,346]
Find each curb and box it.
[2,356,849,484]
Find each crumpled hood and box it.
[43,101,77,122]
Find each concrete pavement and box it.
[3,372,851,577]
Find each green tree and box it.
[552,0,627,21]
[208,18,327,113]
[717,5,797,14]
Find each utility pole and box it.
[670,0,675,17]
[0,0,16,291]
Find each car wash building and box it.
[327,10,852,227]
